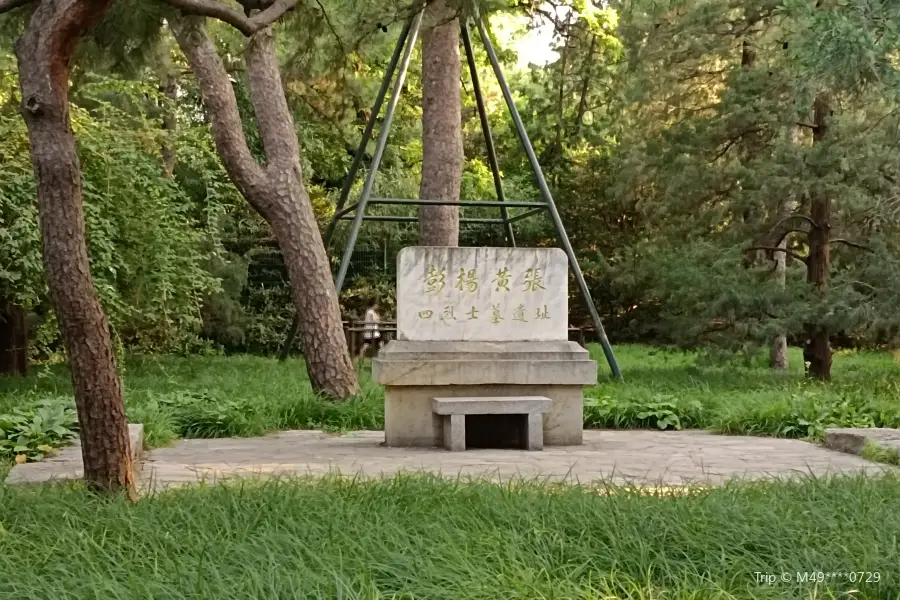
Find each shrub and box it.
[0,399,77,462]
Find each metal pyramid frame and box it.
[280,6,622,380]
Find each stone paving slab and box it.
[825,428,900,456]
[141,429,889,490]
[5,425,144,485]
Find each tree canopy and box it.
[3,0,900,369]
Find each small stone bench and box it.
[432,397,552,452]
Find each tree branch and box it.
[759,213,817,247]
[311,0,344,56]
[246,26,299,168]
[164,0,254,34]
[246,0,295,30]
[163,0,297,36]
[744,246,809,264]
[0,0,33,14]
[830,239,874,252]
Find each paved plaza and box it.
[7,428,889,490]
[140,429,887,489]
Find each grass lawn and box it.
[0,474,896,599]
[1,345,899,455]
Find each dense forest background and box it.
[2,0,900,360]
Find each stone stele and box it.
[374,246,596,449]
[396,246,568,342]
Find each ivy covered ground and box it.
[2,345,899,465]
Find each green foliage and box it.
[0,66,219,356]
[2,346,898,451]
[586,345,900,440]
[6,0,900,358]
[575,0,900,348]
[861,440,900,467]
[0,474,898,598]
[585,394,704,430]
[0,400,77,462]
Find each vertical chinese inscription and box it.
[456,268,478,293]
[425,265,445,295]
[491,304,503,324]
[523,267,545,292]
[513,304,528,322]
[493,267,511,292]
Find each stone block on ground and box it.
[4,424,144,485]
[824,428,900,457]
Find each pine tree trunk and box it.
[770,263,790,370]
[0,298,27,376]
[418,0,462,247]
[172,18,359,398]
[804,95,832,380]
[263,172,358,398]
[770,126,800,371]
[14,0,136,498]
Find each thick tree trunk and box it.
[14,0,136,497]
[418,0,462,247]
[172,18,358,398]
[804,94,832,380]
[0,299,27,376]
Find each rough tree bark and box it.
[158,50,178,178]
[804,94,832,380]
[11,0,136,497]
[418,0,462,247]
[770,125,801,371]
[171,17,358,398]
[0,298,27,376]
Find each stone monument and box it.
[373,247,597,449]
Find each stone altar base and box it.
[372,340,597,448]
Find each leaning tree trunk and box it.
[14,0,136,497]
[0,298,27,376]
[804,94,832,380]
[418,0,462,246]
[172,18,358,398]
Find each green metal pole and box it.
[461,22,515,247]
[474,15,623,381]
[323,20,412,250]
[333,9,424,295]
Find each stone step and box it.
[824,428,900,457]
[432,396,552,415]
[433,397,551,452]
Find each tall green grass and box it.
[0,474,897,599]
[586,346,900,439]
[1,346,898,450]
